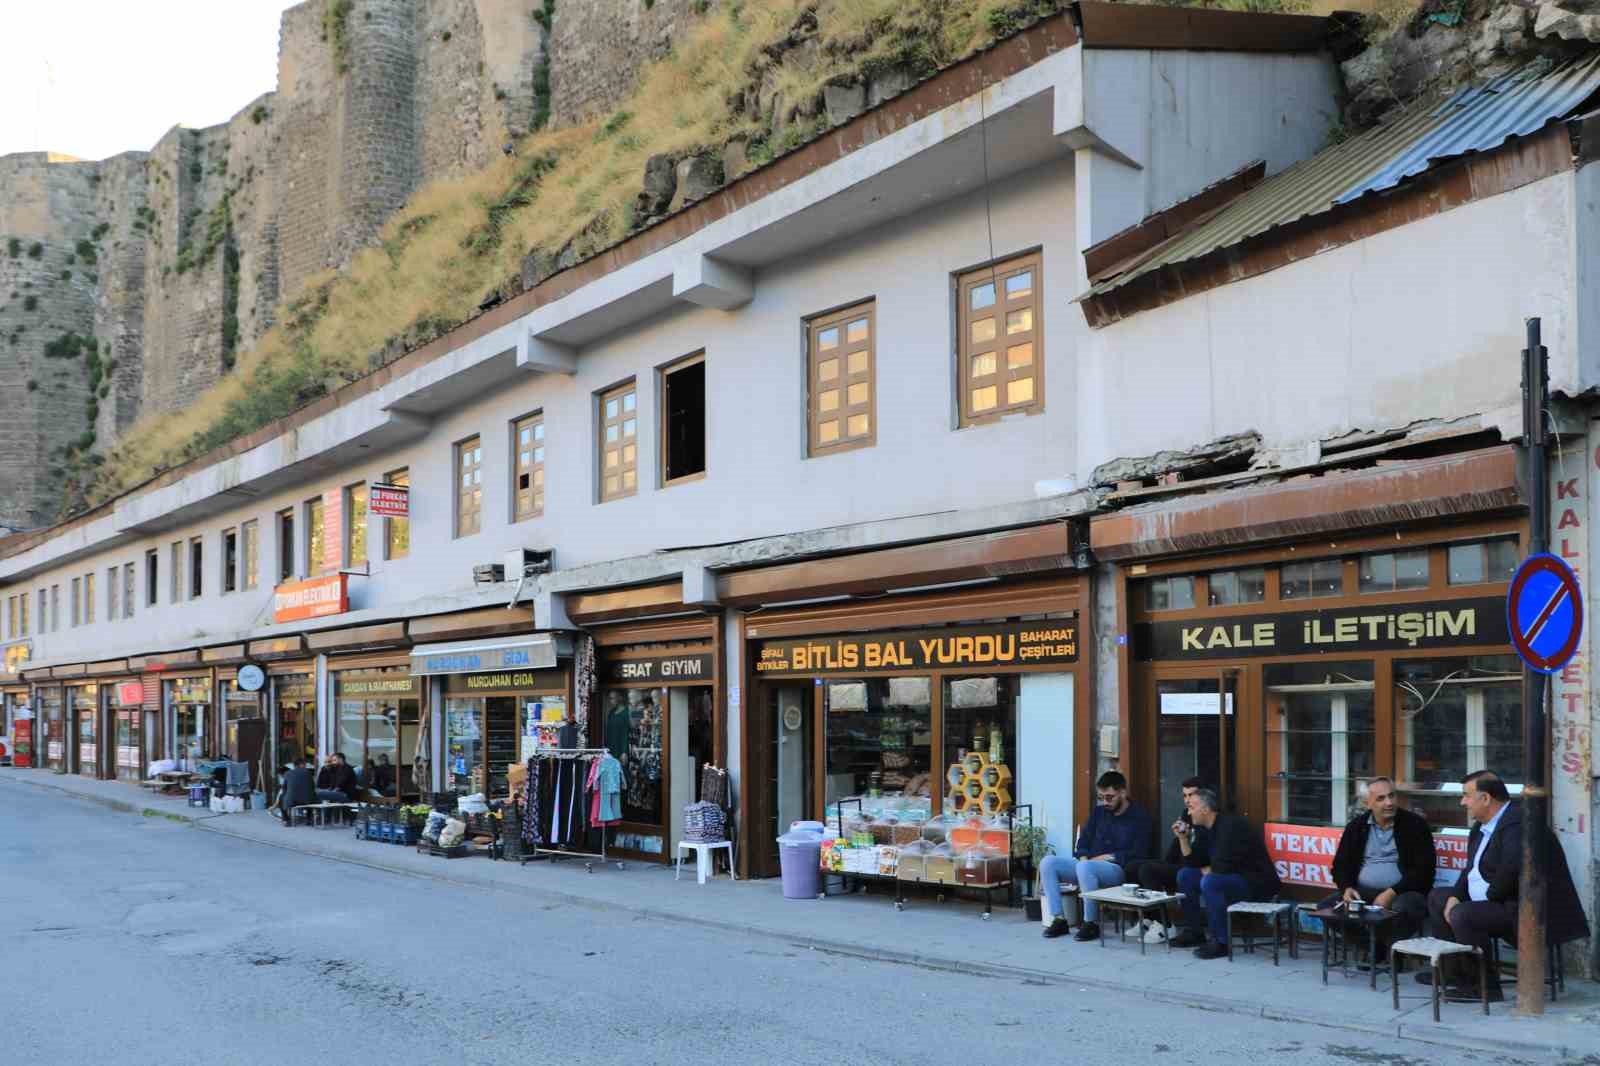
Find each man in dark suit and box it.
[277,757,317,827]
[1171,788,1282,959]
[1422,770,1591,1002]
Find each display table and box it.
[1313,903,1399,989]
[1080,886,1180,954]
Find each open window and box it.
[662,355,706,485]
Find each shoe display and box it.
[1169,929,1206,949]
[1042,917,1071,940]
[1072,921,1100,943]
[1194,941,1228,960]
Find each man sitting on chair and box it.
[277,757,317,827]
[1324,776,1434,945]
[1038,771,1152,943]
[1172,788,1282,959]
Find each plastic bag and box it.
[438,818,467,847]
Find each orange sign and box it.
[1266,821,1469,891]
[273,573,349,623]
[115,681,144,707]
[322,487,343,575]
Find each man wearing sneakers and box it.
[1039,771,1152,942]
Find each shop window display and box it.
[1395,654,1522,829]
[824,677,932,808]
[1264,661,1375,827]
[941,675,1017,813]
[40,687,64,765]
[445,699,484,794]
[169,678,210,764]
[601,688,665,825]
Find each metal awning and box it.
[409,634,568,676]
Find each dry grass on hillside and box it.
[85,0,1066,508]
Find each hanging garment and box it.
[519,757,543,845]
[588,756,603,826]
[547,757,566,846]
[596,753,624,825]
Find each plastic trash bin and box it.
[789,820,826,836]
[777,830,823,900]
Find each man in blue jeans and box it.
[1039,770,1152,942]
[1172,788,1281,959]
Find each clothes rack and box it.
[519,747,625,872]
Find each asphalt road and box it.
[0,781,1567,1066]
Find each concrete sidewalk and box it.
[8,767,1599,1060]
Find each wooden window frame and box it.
[956,251,1043,427]
[276,508,295,582]
[384,468,410,560]
[221,527,239,594]
[107,566,118,621]
[123,562,135,618]
[455,436,483,538]
[19,591,28,636]
[305,497,325,575]
[241,520,258,591]
[189,536,204,600]
[171,541,183,603]
[598,380,639,503]
[660,353,707,487]
[512,413,546,522]
[71,577,81,627]
[50,585,59,632]
[83,572,95,624]
[806,302,876,457]
[344,482,368,567]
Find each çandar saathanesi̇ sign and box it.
[1133,596,1508,661]
[754,620,1077,677]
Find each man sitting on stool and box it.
[1421,770,1590,1003]
[1325,776,1434,945]
[1172,789,1282,959]
[1039,771,1152,942]
[1128,777,1211,893]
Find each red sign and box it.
[13,718,31,768]
[115,681,144,707]
[322,487,343,575]
[369,483,409,519]
[273,573,349,624]
[1266,821,1467,890]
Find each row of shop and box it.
[0,448,1536,890]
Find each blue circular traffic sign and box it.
[1506,552,1583,674]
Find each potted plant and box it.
[1013,824,1054,922]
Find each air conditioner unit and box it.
[504,547,554,578]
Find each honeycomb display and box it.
[946,751,1014,815]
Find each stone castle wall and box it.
[0,0,688,529]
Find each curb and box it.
[6,771,1588,1060]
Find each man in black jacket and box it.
[1128,777,1211,894]
[277,757,318,826]
[1172,789,1282,959]
[1423,770,1591,1001]
[1323,777,1434,940]
[315,752,359,802]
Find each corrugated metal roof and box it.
[1087,53,1600,299]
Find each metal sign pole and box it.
[1518,317,1550,1016]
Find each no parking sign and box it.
[1506,553,1584,674]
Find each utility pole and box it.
[1517,317,1550,1016]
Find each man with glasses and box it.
[1324,777,1433,944]
[1039,770,1152,942]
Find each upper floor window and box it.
[1207,567,1265,606]
[345,483,368,567]
[170,541,183,602]
[83,572,94,624]
[808,303,874,456]
[241,520,259,590]
[107,566,118,621]
[222,527,239,594]
[456,437,483,536]
[1281,559,1343,600]
[958,252,1042,425]
[384,469,410,559]
[1447,537,1518,586]
[50,585,59,631]
[146,549,158,607]
[599,384,637,502]
[661,354,706,485]
[70,577,81,627]
[306,496,325,574]
[513,416,545,521]
[277,508,295,582]
[123,562,135,618]
[38,589,47,634]
[19,591,28,636]
[1144,575,1195,611]
[189,537,204,599]
[1358,550,1428,593]
[7,596,16,639]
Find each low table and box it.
[1313,903,1399,989]
[294,802,358,828]
[1081,886,1180,954]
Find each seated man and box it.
[1127,777,1211,894]
[1323,776,1433,943]
[1173,788,1281,959]
[277,757,317,827]
[315,752,359,803]
[1422,770,1590,1003]
[1039,771,1152,943]
[372,754,397,796]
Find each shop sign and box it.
[273,573,349,623]
[603,653,712,684]
[369,483,409,518]
[337,675,420,698]
[114,681,144,707]
[412,637,557,675]
[1266,822,1469,890]
[13,718,31,767]
[754,620,1078,677]
[274,677,316,701]
[1134,597,1508,662]
[445,670,564,693]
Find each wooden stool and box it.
[1226,901,1297,965]
[1389,937,1488,1023]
